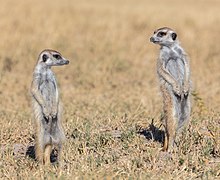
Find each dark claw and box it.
[43,115,49,124]
[173,91,181,98]
[52,115,57,122]
[173,91,182,100]
[184,92,189,97]
[176,94,182,101]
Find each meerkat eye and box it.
[157,32,166,37]
[42,54,48,62]
[53,54,62,59]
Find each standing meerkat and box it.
[31,49,69,164]
[150,27,191,151]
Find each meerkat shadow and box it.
[138,120,165,143]
[26,145,58,163]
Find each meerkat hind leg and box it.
[162,91,178,152]
[35,125,44,163]
[35,142,44,163]
[44,144,52,165]
[162,130,168,151]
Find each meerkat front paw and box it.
[42,106,50,118]
[51,107,58,119]
[183,83,190,96]
[173,84,181,96]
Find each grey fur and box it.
[150,27,191,151]
[31,49,69,164]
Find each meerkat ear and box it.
[42,54,48,62]
[171,33,177,41]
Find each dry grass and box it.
[0,0,220,179]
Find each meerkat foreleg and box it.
[31,78,50,117]
[182,57,190,96]
[157,63,181,96]
[51,96,59,118]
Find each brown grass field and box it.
[0,0,220,179]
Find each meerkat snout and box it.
[150,37,155,43]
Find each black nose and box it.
[150,37,154,42]
[66,60,69,64]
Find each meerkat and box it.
[150,27,191,152]
[31,49,69,164]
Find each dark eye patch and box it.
[157,31,167,37]
[42,54,48,62]
[171,32,177,40]
[53,54,61,59]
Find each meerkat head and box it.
[38,49,69,67]
[150,27,178,47]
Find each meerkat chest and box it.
[167,58,185,82]
[39,71,58,102]
[162,49,185,84]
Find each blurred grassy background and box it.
[0,0,220,179]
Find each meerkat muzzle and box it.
[150,37,158,43]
